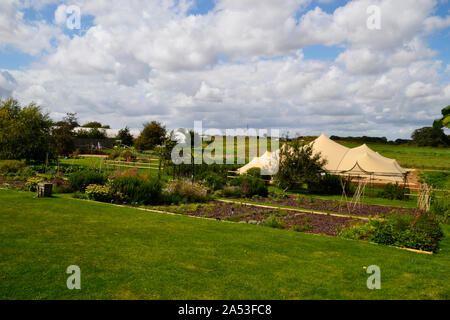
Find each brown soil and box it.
[249,195,420,218]
[154,201,355,236]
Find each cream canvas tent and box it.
[309,134,407,182]
[237,151,279,175]
[238,134,407,183]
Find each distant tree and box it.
[0,98,53,162]
[76,127,107,139]
[82,121,103,128]
[274,140,327,190]
[411,127,448,147]
[52,113,79,156]
[394,139,411,145]
[116,127,134,146]
[134,121,167,151]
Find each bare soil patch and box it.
[152,201,354,236]
[249,195,420,217]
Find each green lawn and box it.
[1,190,449,300]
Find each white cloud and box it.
[0,0,61,55]
[423,14,450,33]
[405,81,437,98]
[2,0,449,139]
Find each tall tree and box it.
[52,113,79,156]
[116,127,134,146]
[433,105,450,130]
[134,121,167,151]
[274,140,326,190]
[0,99,53,162]
[82,121,103,128]
[76,127,107,139]
[411,126,448,147]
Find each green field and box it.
[61,139,450,172]
[59,156,166,179]
[338,142,450,170]
[1,190,449,300]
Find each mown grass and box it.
[0,190,449,300]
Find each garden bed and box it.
[150,201,354,236]
[249,195,421,217]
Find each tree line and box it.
[0,98,448,164]
[329,106,449,147]
[0,99,167,162]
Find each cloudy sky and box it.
[1,0,449,139]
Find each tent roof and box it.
[237,151,278,175]
[237,134,407,181]
[310,133,350,171]
[310,134,406,179]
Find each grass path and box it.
[1,190,449,299]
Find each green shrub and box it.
[378,183,409,200]
[430,197,449,223]
[109,176,162,205]
[51,178,72,194]
[339,212,444,253]
[86,184,112,202]
[68,170,107,192]
[246,168,271,180]
[263,215,286,229]
[405,213,444,252]
[246,168,261,178]
[164,179,208,203]
[339,221,375,241]
[230,175,268,198]
[308,174,352,195]
[0,160,26,174]
[108,150,121,160]
[221,186,242,198]
[269,191,290,201]
[293,224,312,232]
[120,150,135,160]
[202,172,226,191]
[25,176,45,192]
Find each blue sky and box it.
[0,0,449,138]
[2,0,449,71]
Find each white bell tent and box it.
[238,134,407,183]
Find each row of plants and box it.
[70,169,209,205]
[66,164,270,206]
[339,211,444,253]
[377,183,410,200]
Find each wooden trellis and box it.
[417,183,432,212]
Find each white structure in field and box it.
[238,134,407,183]
[237,150,279,176]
